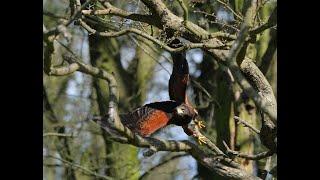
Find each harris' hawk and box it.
[94,101,197,137]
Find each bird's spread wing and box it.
[169,52,189,103]
[120,101,179,136]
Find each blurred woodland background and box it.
[43,0,277,179]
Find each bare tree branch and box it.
[49,63,80,76]
[234,116,260,134]
[43,132,75,137]
[259,30,276,75]
[43,11,68,20]
[240,58,277,124]
[223,141,274,160]
[77,19,230,52]
[250,7,277,35]
[82,1,158,27]
[216,0,243,21]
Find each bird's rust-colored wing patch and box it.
[120,104,172,136]
[138,110,170,136]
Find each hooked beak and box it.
[194,109,199,116]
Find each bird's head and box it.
[172,103,197,126]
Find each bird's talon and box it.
[194,119,206,129]
[196,134,207,145]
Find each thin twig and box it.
[43,132,75,137]
[45,155,113,180]
[249,7,277,35]
[129,35,171,74]
[216,0,243,21]
[234,116,260,134]
[43,11,68,20]
[223,141,274,160]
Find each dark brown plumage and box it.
[169,51,190,104]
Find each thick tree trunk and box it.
[89,35,140,179]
